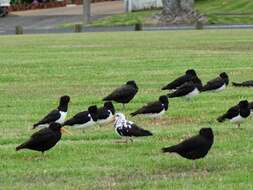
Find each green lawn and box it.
[60,0,253,27]
[0,29,253,189]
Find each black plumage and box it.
[232,80,253,87]
[162,128,214,160]
[63,105,98,129]
[217,100,250,127]
[114,113,152,141]
[202,72,229,92]
[97,101,115,125]
[16,123,63,153]
[250,101,253,116]
[167,77,202,99]
[103,80,138,107]
[33,95,70,129]
[162,69,197,90]
[130,95,169,117]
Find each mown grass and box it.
[0,29,253,189]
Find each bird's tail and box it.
[217,115,226,122]
[201,85,208,92]
[161,145,177,153]
[130,112,138,117]
[161,85,168,90]
[142,130,153,136]
[102,95,111,101]
[62,119,74,126]
[232,82,242,87]
[16,144,25,151]
[32,123,39,129]
[167,93,175,98]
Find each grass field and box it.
[0,29,253,189]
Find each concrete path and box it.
[0,1,124,31]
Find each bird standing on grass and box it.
[114,113,152,142]
[217,100,251,128]
[33,95,70,129]
[161,69,198,91]
[232,80,253,87]
[202,72,229,92]
[63,105,98,129]
[130,95,169,118]
[103,80,138,108]
[162,128,214,162]
[167,77,203,100]
[16,123,70,154]
[97,101,115,126]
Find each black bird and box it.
[63,105,98,129]
[103,80,138,108]
[162,69,197,91]
[114,113,152,142]
[97,101,115,126]
[217,100,251,128]
[167,77,202,99]
[232,80,253,87]
[202,72,229,92]
[33,95,70,129]
[130,95,169,118]
[250,101,253,116]
[162,128,214,161]
[16,123,68,154]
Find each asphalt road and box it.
[0,1,124,32]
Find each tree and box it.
[160,0,206,24]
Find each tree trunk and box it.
[160,0,205,24]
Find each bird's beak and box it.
[61,127,72,135]
[112,115,116,123]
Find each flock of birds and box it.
[16,69,253,164]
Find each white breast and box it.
[185,88,199,98]
[55,111,67,124]
[214,84,226,92]
[230,115,244,123]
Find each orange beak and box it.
[61,127,72,135]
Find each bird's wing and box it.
[202,77,224,91]
[162,75,192,90]
[64,111,90,125]
[168,82,194,97]
[34,109,60,127]
[249,102,253,109]
[97,107,110,120]
[163,74,196,90]
[168,135,207,153]
[22,128,56,147]
[225,105,240,119]
[132,101,163,115]
[103,85,137,100]
[125,122,152,136]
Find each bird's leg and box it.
[237,123,240,129]
[193,161,197,170]
[129,138,133,143]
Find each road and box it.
[0,1,124,31]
